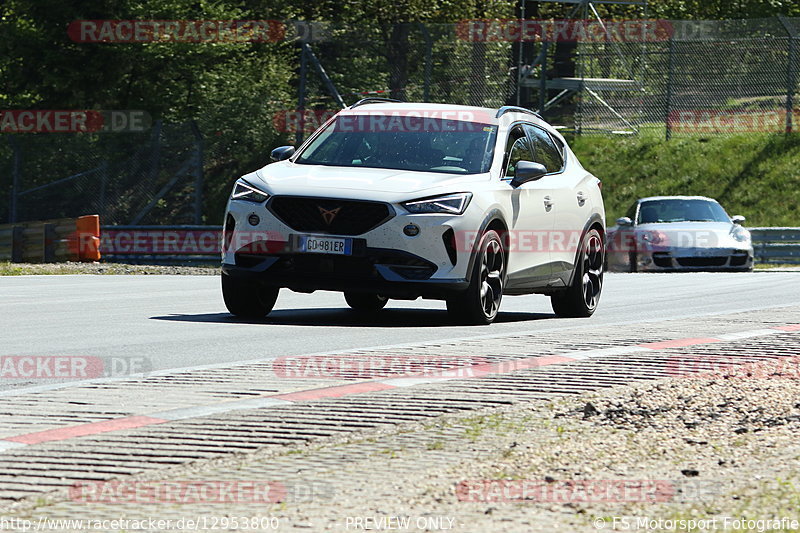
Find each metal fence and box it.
[3,121,203,226]
[2,18,800,228]
[547,17,800,135]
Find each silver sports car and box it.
[606,196,754,272]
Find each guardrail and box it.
[749,227,800,264]
[100,225,222,265]
[0,215,101,263]
[7,223,798,266]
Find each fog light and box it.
[403,224,420,237]
[248,213,260,226]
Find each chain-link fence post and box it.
[538,41,549,118]
[665,35,676,141]
[296,43,307,147]
[419,23,433,102]
[778,17,797,133]
[8,136,21,224]
[190,120,204,225]
[98,159,109,219]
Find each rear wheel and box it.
[344,292,388,313]
[446,230,506,325]
[221,274,278,318]
[551,227,604,318]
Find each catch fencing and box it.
[2,18,799,228]
[563,17,800,136]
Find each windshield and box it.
[637,199,731,224]
[295,115,498,174]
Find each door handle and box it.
[576,192,587,206]
[543,196,554,209]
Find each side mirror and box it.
[616,216,634,227]
[510,161,548,188]
[731,215,746,225]
[270,145,295,162]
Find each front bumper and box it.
[221,196,480,298]
[635,247,754,271]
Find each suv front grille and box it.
[268,196,393,236]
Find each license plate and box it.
[299,235,352,255]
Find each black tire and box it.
[344,292,388,313]
[221,274,278,318]
[446,230,506,325]
[551,227,604,318]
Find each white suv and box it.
[222,100,605,324]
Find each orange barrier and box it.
[75,215,101,261]
[0,215,101,263]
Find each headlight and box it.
[731,226,750,243]
[641,230,665,244]
[403,193,472,215]
[231,179,269,203]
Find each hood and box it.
[635,221,748,249]
[248,162,487,199]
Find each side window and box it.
[503,127,533,179]
[525,125,564,173]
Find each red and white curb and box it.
[0,324,798,452]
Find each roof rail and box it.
[350,97,404,109]
[496,106,542,119]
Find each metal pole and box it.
[539,41,549,117]
[516,0,525,106]
[99,160,109,218]
[304,43,345,108]
[296,43,307,147]
[190,121,204,225]
[665,36,676,141]
[790,39,796,134]
[9,136,20,223]
[418,23,433,102]
[779,16,797,134]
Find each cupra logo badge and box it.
[318,206,341,225]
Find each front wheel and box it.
[446,230,506,325]
[344,292,388,313]
[221,275,279,318]
[551,227,604,318]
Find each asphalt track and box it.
[1,272,798,392]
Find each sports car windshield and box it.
[295,115,498,174]
[638,199,731,224]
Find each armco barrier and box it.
[0,215,101,263]
[5,223,796,266]
[100,225,222,264]
[95,225,800,267]
[750,227,800,265]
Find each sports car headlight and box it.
[731,225,751,243]
[403,193,472,215]
[231,179,269,203]
[641,230,665,244]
